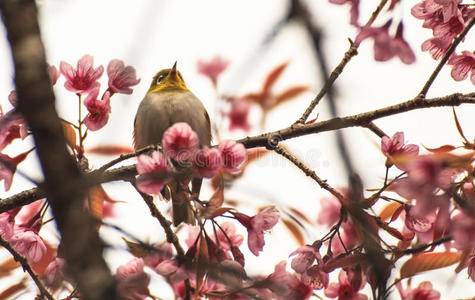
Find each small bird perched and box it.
[134,62,211,225]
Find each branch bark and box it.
[0,1,120,300]
[1,92,474,214]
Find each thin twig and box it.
[129,180,191,299]
[0,235,54,300]
[295,0,389,124]
[418,16,475,98]
[364,122,387,138]
[129,181,184,257]
[271,144,346,202]
[2,92,475,214]
[400,236,453,255]
[97,145,157,172]
[239,92,475,148]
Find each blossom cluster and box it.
[0,55,140,193]
[135,122,247,194]
[412,0,474,84]
[116,209,283,300]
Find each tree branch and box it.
[1,92,474,214]
[295,0,389,124]
[0,1,119,300]
[0,235,54,300]
[418,16,475,98]
[239,92,475,148]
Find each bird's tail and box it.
[168,179,196,226]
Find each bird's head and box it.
[148,61,189,93]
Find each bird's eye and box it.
[157,75,165,83]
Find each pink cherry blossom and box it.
[16,201,43,224]
[234,207,279,256]
[434,0,462,22]
[324,270,368,300]
[267,261,313,300]
[154,258,189,283]
[0,212,15,239]
[421,37,452,60]
[411,0,441,26]
[107,59,141,94]
[448,51,475,84]
[330,220,361,255]
[393,23,416,64]
[136,150,172,194]
[403,204,436,233]
[43,258,65,288]
[397,281,440,300]
[60,55,104,94]
[215,221,244,251]
[355,21,393,60]
[162,122,199,162]
[83,88,111,131]
[433,16,465,39]
[301,265,330,290]
[143,243,173,269]
[228,97,252,132]
[317,193,342,227]
[0,152,27,191]
[192,146,222,178]
[0,113,24,151]
[394,155,454,216]
[9,228,47,263]
[289,244,321,274]
[355,21,415,64]
[381,131,419,169]
[218,140,247,174]
[450,212,475,249]
[197,55,229,85]
[116,257,150,300]
[48,65,60,85]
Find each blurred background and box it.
[1,0,474,298]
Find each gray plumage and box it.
[134,88,211,226]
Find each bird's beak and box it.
[168,61,178,80]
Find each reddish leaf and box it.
[281,218,305,246]
[383,224,412,241]
[196,233,208,294]
[305,118,317,125]
[208,176,224,208]
[288,207,311,224]
[0,281,26,299]
[0,258,19,277]
[455,248,472,273]
[379,202,403,222]
[231,245,245,267]
[423,144,456,153]
[88,185,106,223]
[243,92,265,104]
[272,85,309,109]
[61,121,77,149]
[122,237,149,258]
[453,108,470,144]
[400,252,460,278]
[207,207,233,219]
[323,252,366,273]
[262,61,290,93]
[86,145,134,155]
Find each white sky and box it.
[1,0,474,299]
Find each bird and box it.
[133,62,211,225]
